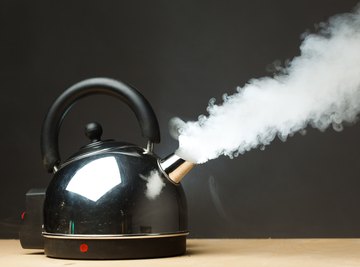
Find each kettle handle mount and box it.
[41,77,161,173]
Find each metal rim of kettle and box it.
[40,77,161,173]
[42,232,189,240]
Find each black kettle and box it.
[38,78,194,259]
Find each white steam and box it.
[173,6,360,163]
[140,170,166,200]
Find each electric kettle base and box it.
[43,234,187,259]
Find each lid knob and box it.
[85,122,103,142]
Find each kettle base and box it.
[43,233,188,260]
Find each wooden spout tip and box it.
[168,161,195,183]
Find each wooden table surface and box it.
[1,239,360,266]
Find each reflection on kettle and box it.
[65,156,121,202]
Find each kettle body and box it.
[40,78,188,259]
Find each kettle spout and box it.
[160,153,195,183]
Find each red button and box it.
[79,243,88,253]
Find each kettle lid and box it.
[65,122,136,164]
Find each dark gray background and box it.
[1,0,360,238]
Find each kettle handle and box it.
[41,77,161,173]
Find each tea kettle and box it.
[38,78,194,259]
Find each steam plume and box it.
[173,6,360,163]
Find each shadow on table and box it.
[24,251,44,255]
[185,242,211,256]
